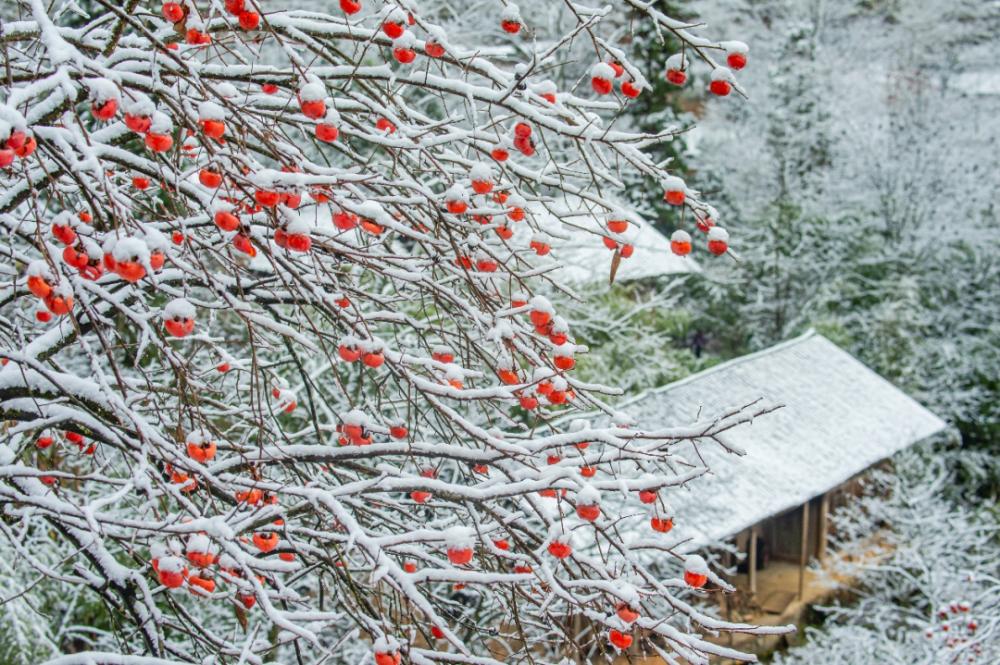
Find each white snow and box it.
[665,53,687,70]
[684,554,709,575]
[123,94,154,116]
[186,534,210,554]
[591,63,616,80]
[149,111,172,133]
[469,162,492,182]
[299,82,326,101]
[186,429,211,445]
[198,101,226,120]
[528,295,553,314]
[87,78,118,102]
[445,184,468,202]
[163,298,195,320]
[111,237,150,262]
[707,226,729,242]
[384,7,406,23]
[322,108,342,124]
[501,4,521,21]
[26,260,51,278]
[393,32,415,49]
[342,408,368,426]
[711,66,734,82]
[662,175,685,192]
[553,343,575,358]
[720,41,749,54]
[157,555,185,573]
[577,485,600,505]
[443,526,474,547]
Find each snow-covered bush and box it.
[774,448,999,665]
[0,2,778,663]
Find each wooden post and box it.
[748,528,758,594]
[798,501,810,600]
[817,493,829,562]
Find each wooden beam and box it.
[798,501,810,600]
[818,493,830,562]
[748,528,758,594]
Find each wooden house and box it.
[611,331,947,655]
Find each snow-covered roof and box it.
[953,71,1000,96]
[557,221,698,284]
[531,201,698,284]
[619,331,947,550]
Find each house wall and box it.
[737,495,829,576]
[764,507,803,563]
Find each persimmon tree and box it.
[0,1,782,663]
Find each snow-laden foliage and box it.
[774,449,1000,665]
[0,1,782,664]
[688,0,1000,432]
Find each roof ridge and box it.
[622,328,819,408]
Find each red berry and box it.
[13,136,36,159]
[315,123,339,142]
[425,41,445,58]
[215,210,240,231]
[252,532,279,553]
[621,81,642,98]
[238,11,261,31]
[709,79,732,96]
[340,0,362,15]
[393,47,416,64]
[6,130,25,151]
[609,629,632,650]
[591,77,613,95]
[684,570,708,588]
[447,547,473,565]
[124,113,151,133]
[145,132,173,152]
[199,169,222,188]
[607,219,628,234]
[91,99,118,121]
[383,21,405,39]
[650,516,673,533]
[162,2,185,23]
[617,604,639,623]
[300,99,326,120]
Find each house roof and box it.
[613,331,947,551]
[528,201,698,284]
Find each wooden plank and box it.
[818,493,829,561]
[760,590,796,614]
[749,528,758,594]
[798,502,810,600]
